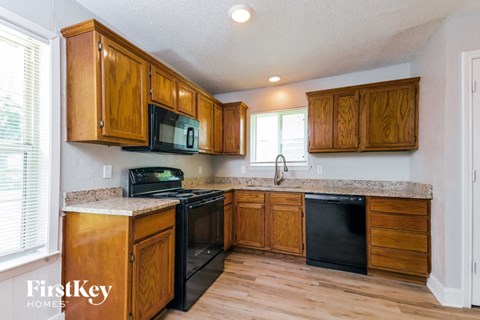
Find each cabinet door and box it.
[213,104,223,154]
[101,36,148,144]
[150,65,176,110]
[177,81,196,117]
[224,203,233,251]
[271,205,303,255]
[308,94,334,151]
[360,81,418,150]
[333,91,359,150]
[197,94,214,152]
[132,227,175,320]
[236,202,265,248]
[223,103,247,155]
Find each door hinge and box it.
[99,119,104,128]
[129,313,133,320]
[149,70,152,77]
[149,88,152,94]
[97,40,102,51]
[472,80,477,93]
[473,169,477,182]
[130,253,134,263]
[302,243,305,251]
[473,261,477,274]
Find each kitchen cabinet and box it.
[62,25,149,146]
[224,191,233,251]
[366,197,430,283]
[177,80,197,118]
[270,193,304,255]
[150,64,177,110]
[359,78,419,151]
[223,102,248,155]
[307,90,359,152]
[64,206,176,319]
[306,77,419,153]
[214,104,223,153]
[197,93,214,153]
[234,191,304,256]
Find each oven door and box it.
[186,196,224,279]
[150,104,199,154]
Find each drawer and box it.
[270,192,303,206]
[370,246,429,275]
[134,207,175,241]
[369,197,428,216]
[236,191,265,203]
[370,228,428,252]
[370,213,428,233]
[224,191,233,205]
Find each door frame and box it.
[462,50,480,307]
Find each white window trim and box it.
[0,7,61,278]
[250,107,308,167]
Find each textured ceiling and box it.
[76,0,480,94]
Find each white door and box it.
[473,57,480,306]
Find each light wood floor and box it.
[165,252,480,320]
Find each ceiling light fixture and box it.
[229,4,253,23]
[268,76,281,83]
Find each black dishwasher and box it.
[305,193,366,274]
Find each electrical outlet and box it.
[198,166,202,174]
[103,165,113,179]
[241,166,247,174]
[316,165,323,174]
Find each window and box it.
[250,108,307,165]
[0,20,56,264]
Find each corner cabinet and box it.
[61,21,149,146]
[64,207,176,320]
[366,197,430,283]
[223,102,248,155]
[306,77,419,153]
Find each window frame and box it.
[0,7,61,278]
[250,107,308,167]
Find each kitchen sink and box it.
[245,184,302,189]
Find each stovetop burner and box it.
[147,188,222,202]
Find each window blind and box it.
[0,23,49,261]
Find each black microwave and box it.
[123,104,199,155]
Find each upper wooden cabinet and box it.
[177,80,197,118]
[359,79,419,151]
[62,25,149,146]
[307,90,359,152]
[223,102,248,155]
[197,93,214,153]
[213,104,223,153]
[306,77,419,153]
[150,65,177,110]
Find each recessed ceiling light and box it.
[268,76,281,83]
[229,4,253,23]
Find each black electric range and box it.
[128,167,225,311]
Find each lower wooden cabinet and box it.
[224,191,233,251]
[367,197,430,283]
[234,191,305,256]
[132,228,175,320]
[64,206,176,320]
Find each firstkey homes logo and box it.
[27,280,112,308]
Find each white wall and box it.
[0,1,212,319]
[411,12,480,305]
[214,64,412,181]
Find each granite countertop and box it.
[63,197,179,216]
[62,187,179,216]
[191,183,432,199]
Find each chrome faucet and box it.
[274,154,289,185]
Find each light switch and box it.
[241,166,246,174]
[103,165,113,179]
[317,165,323,174]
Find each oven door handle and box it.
[188,196,225,209]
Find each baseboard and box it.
[48,312,65,320]
[427,274,464,308]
